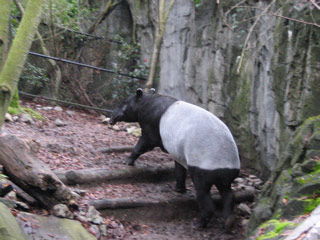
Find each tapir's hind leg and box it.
[215,169,239,231]
[174,161,187,193]
[189,167,215,228]
[216,183,236,230]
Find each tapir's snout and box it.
[109,114,118,125]
[109,108,121,125]
[109,118,116,125]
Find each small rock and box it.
[43,106,53,111]
[111,125,120,131]
[55,119,67,127]
[21,113,34,124]
[238,203,252,215]
[5,113,13,122]
[127,126,142,137]
[6,191,17,200]
[88,225,100,238]
[244,186,256,193]
[241,219,249,227]
[15,201,29,211]
[53,204,74,219]
[12,116,19,121]
[252,178,263,186]
[76,214,88,223]
[234,177,244,183]
[87,206,103,225]
[72,189,86,197]
[54,106,63,112]
[100,224,107,236]
[66,110,75,116]
[101,117,110,124]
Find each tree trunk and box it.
[13,0,62,99]
[55,162,175,185]
[90,191,255,210]
[0,0,11,72]
[145,0,176,90]
[0,132,77,209]
[0,0,44,128]
[87,0,124,34]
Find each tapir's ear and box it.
[136,88,143,99]
[149,88,156,94]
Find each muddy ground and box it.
[3,99,261,240]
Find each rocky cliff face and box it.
[129,0,320,179]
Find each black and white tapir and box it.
[109,88,240,229]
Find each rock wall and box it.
[33,0,319,178]
[130,0,320,179]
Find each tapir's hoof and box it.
[125,158,135,166]
[174,186,187,193]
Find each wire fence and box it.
[19,91,113,114]
[28,51,147,81]
[21,23,146,113]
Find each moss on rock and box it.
[247,116,320,238]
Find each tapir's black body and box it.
[110,89,239,230]
[110,91,177,164]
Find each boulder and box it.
[247,116,320,238]
[0,202,28,240]
[16,211,96,240]
[21,114,34,124]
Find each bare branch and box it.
[310,0,320,10]
[87,0,124,34]
[237,0,276,74]
[225,0,246,17]
[231,5,320,28]
[268,10,320,28]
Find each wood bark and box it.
[145,0,176,90]
[0,132,77,209]
[0,0,11,72]
[89,191,255,210]
[55,162,175,185]
[0,0,44,128]
[13,0,62,99]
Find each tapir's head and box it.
[110,88,149,125]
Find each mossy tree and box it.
[0,0,44,128]
[0,0,11,72]
[145,0,176,90]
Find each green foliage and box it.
[303,197,320,214]
[194,0,201,7]
[107,35,149,102]
[23,107,46,120]
[0,174,8,180]
[257,220,296,240]
[8,106,45,121]
[42,0,91,31]
[20,62,49,90]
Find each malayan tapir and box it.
[109,88,240,229]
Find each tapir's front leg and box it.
[126,135,155,166]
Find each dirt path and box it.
[4,99,260,239]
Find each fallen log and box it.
[0,132,77,209]
[54,162,175,185]
[96,145,134,153]
[6,179,37,205]
[89,190,255,210]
